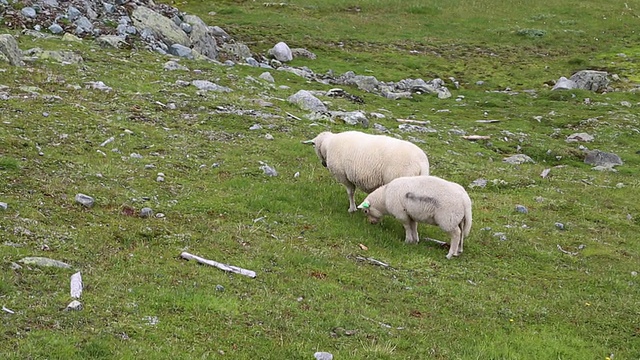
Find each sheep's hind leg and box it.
[446,227,462,259]
[403,221,419,244]
[457,224,464,256]
[345,183,357,213]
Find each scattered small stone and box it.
[632,271,638,277]
[249,124,262,130]
[21,7,37,18]
[155,213,165,219]
[70,272,83,299]
[145,164,156,169]
[215,285,225,292]
[294,172,300,178]
[620,101,631,108]
[314,352,333,360]
[555,222,565,230]
[469,178,487,188]
[18,256,71,269]
[264,134,274,140]
[260,164,278,177]
[503,154,534,165]
[584,149,623,168]
[87,81,112,91]
[0,202,7,210]
[140,207,154,218]
[75,193,95,208]
[10,262,22,270]
[515,205,528,214]
[130,153,143,159]
[143,316,159,326]
[259,72,275,83]
[616,183,625,188]
[65,300,83,311]
[566,133,594,143]
[493,232,507,241]
[2,306,15,314]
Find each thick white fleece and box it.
[359,175,472,259]
[309,131,430,212]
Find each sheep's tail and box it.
[461,199,473,237]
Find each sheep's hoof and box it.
[445,253,454,260]
[348,207,357,213]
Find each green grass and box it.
[1,0,640,359]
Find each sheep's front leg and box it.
[446,227,462,259]
[403,221,419,244]
[344,183,357,213]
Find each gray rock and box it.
[75,193,95,207]
[66,300,83,311]
[67,6,82,21]
[503,154,534,165]
[74,16,94,35]
[220,43,252,61]
[131,6,192,47]
[566,132,594,142]
[215,285,225,292]
[0,202,7,210]
[168,43,194,59]
[570,70,609,92]
[584,149,622,168]
[259,72,275,83]
[249,124,262,130]
[21,7,37,18]
[180,22,192,34]
[116,24,137,36]
[515,205,528,214]
[24,48,83,64]
[314,352,333,360]
[291,47,316,59]
[96,35,127,48]
[10,262,22,270]
[287,90,327,112]
[19,257,72,269]
[398,124,437,133]
[164,60,188,71]
[140,207,154,218]
[43,0,58,7]
[192,80,232,92]
[260,164,278,177]
[469,178,487,188]
[269,41,293,62]
[245,57,260,67]
[0,34,24,66]
[552,76,576,91]
[183,15,218,60]
[555,222,565,230]
[103,2,116,13]
[48,23,64,34]
[209,26,230,39]
[493,232,507,241]
[334,110,368,127]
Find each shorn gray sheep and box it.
[358,175,472,259]
[303,131,430,212]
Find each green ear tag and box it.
[362,202,370,208]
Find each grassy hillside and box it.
[1,0,639,359]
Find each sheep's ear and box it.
[301,140,315,145]
[357,201,370,209]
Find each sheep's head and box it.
[302,132,331,168]
[358,200,382,224]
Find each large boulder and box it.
[0,34,24,66]
[183,15,218,60]
[569,70,609,92]
[268,42,293,62]
[132,6,191,47]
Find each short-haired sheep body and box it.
[358,175,472,259]
[304,131,430,213]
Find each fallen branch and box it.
[354,255,389,267]
[424,237,449,247]
[286,112,302,121]
[556,244,578,256]
[397,118,430,125]
[462,135,491,141]
[475,119,501,123]
[180,252,257,278]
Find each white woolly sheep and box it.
[303,131,430,213]
[358,175,472,259]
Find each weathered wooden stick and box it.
[556,244,578,256]
[180,252,257,278]
[2,306,15,314]
[286,112,302,121]
[475,119,501,123]
[70,272,83,299]
[354,256,389,267]
[396,119,430,125]
[424,237,449,247]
